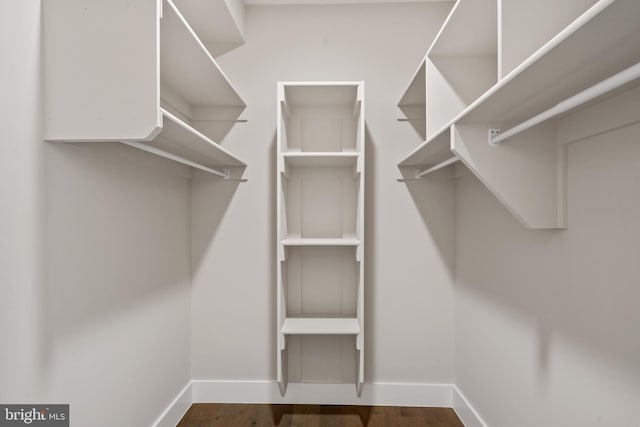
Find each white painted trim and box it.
[452,385,489,427]
[154,381,490,426]
[192,380,453,407]
[152,381,194,427]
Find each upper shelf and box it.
[396,0,640,229]
[460,0,640,125]
[281,318,360,335]
[43,0,247,177]
[399,0,640,168]
[283,152,359,167]
[161,0,245,109]
[144,108,244,167]
[281,237,360,247]
[282,82,360,106]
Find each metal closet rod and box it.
[416,156,460,178]
[490,61,640,145]
[121,141,230,179]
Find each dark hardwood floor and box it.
[177,403,465,426]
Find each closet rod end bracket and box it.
[488,128,502,146]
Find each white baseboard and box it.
[192,380,452,407]
[152,381,194,427]
[153,381,488,427]
[452,385,488,427]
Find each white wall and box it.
[455,93,640,425]
[0,2,192,426]
[190,2,456,387]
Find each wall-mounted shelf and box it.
[277,82,365,397]
[397,0,640,229]
[283,152,359,167]
[281,237,360,247]
[281,318,361,335]
[122,108,246,178]
[44,0,247,180]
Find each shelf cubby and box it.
[280,83,361,153]
[281,164,360,241]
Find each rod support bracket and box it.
[414,168,422,179]
[488,128,502,146]
[223,168,231,180]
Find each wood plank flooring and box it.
[177,403,465,427]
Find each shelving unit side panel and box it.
[426,56,497,138]
[500,0,598,77]
[44,0,160,141]
[451,123,565,229]
[277,83,287,395]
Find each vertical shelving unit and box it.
[43,0,248,179]
[397,0,640,229]
[276,82,365,396]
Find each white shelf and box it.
[281,318,360,335]
[283,152,359,167]
[460,0,640,125]
[281,237,360,247]
[127,108,245,169]
[161,0,245,109]
[282,82,360,106]
[399,125,451,167]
